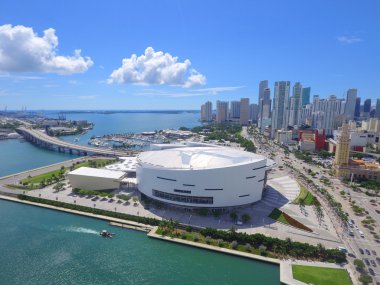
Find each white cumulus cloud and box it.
[337,35,362,45]
[108,47,206,87]
[0,24,93,74]
[134,86,244,98]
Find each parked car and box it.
[371,260,377,267]
[338,247,348,253]
[372,250,377,256]
[376,257,380,265]
[365,258,370,266]
[366,249,371,255]
[369,268,375,276]
[359,248,364,254]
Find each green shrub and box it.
[230,240,238,249]
[116,194,131,201]
[230,211,238,222]
[242,213,251,223]
[199,227,346,263]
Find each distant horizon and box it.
[2,109,200,112]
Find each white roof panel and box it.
[69,167,125,179]
[138,146,266,170]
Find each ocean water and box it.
[0,200,280,285]
[0,139,78,177]
[57,111,201,145]
[0,111,200,177]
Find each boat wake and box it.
[63,226,99,235]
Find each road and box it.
[244,126,380,284]
[0,157,92,196]
[17,127,131,157]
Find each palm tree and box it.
[314,204,324,226]
[230,212,238,222]
[299,199,305,213]
[242,213,251,224]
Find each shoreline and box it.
[0,194,152,233]
[0,194,353,285]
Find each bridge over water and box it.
[17,127,133,157]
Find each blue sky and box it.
[0,0,379,110]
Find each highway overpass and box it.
[17,127,133,157]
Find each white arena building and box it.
[136,146,275,208]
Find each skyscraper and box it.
[344,88,357,120]
[201,101,212,122]
[261,88,271,117]
[258,80,268,105]
[271,81,290,137]
[301,87,311,107]
[259,87,271,128]
[363,98,371,119]
[376,99,380,119]
[258,80,268,120]
[312,95,344,136]
[201,104,206,121]
[333,123,350,178]
[249,103,259,123]
[240,98,250,125]
[230,101,240,120]
[288,82,303,126]
[300,104,313,125]
[354,97,361,119]
[216,101,228,123]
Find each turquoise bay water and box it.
[0,112,200,177]
[0,200,280,285]
[0,139,77,177]
[60,111,201,145]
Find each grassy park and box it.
[18,158,117,189]
[292,265,352,285]
[293,184,315,205]
[268,208,289,225]
[269,208,313,232]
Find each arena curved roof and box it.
[137,146,267,170]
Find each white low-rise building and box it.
[68,167,126,190]
[333,129,380,149]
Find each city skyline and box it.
[1,0,380,110]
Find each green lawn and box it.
[268,208,289,225]
[21,168,65,184]
[20,159,116,186]
[293,184,315,205]
[269,208,313,232]
[292,265,352,285]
